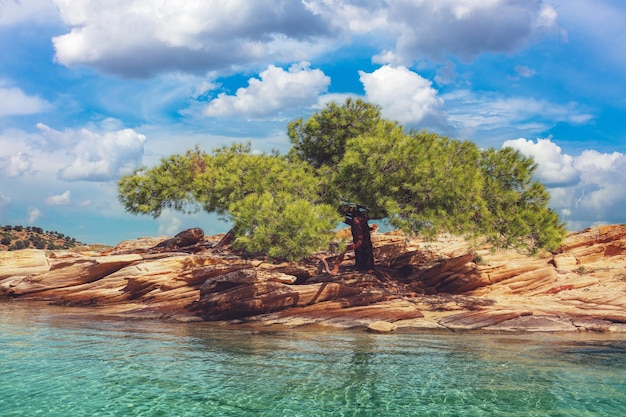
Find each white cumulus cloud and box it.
[4,152,33,178]
[571,150,626,218]
[0,84,50,116]
[51,0,335,77]
[49,1,562,78]
[60,129,146,181]
[204,63,330,117]
[359,65,446,129]
[27,206,42,223]
[504,137,626,229]
[35,124,146,181]
[0,0,60,26]
[46,190,72,206]
[503,138,579,187]
[374,0,560,64]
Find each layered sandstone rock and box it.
[0,249,49,281]
[0,224,625,332]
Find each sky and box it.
[1,0,625,245]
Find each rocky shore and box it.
[1,225,625,333]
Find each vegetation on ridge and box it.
[0,225,82,251]
[118,98,567,262]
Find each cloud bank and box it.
[0,122,146,183]
[376,0,559,64]
[50,0,559,77]
[51,0,335,77]
[51,126,147,181]
[504,138,626,229]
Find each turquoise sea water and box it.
[1,302,626,416]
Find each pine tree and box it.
[119,99,566,263]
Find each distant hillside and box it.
[1,225,83,251]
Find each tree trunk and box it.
[345,207,375,271]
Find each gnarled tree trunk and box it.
[345,206,375,271]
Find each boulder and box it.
[367,320,397,333]
[101,236,167,254]
[151,228,205,250]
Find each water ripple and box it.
[1,302,626,416]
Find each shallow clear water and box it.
[1,302,626,416]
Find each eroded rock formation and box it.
[1,225,625,332]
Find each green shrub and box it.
[230,192,341,262]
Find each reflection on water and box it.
[1,301,626,416]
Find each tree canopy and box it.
[287,98,389,170]
[118,98,566,261]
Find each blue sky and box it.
[1,0,625,245]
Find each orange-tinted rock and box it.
[0,225,625,331]
[0,249,49,281]
[151,228,205,251]
[255,298,424,328]
[553,254,578,270]
[10,253,142,296]
[486,315,579,332]
[438,310,533,330]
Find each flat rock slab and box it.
[438,310,533,330]
[486,315,579,332]
[395,318,448,331]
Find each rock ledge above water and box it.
[1,225,626,332]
